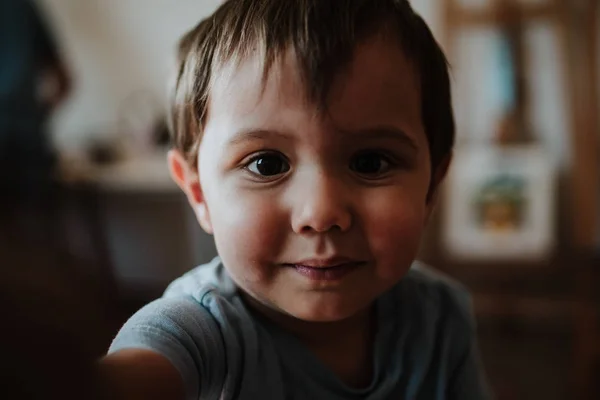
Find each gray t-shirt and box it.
[109,257,490,399]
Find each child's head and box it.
[168,0,454,323]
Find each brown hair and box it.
[169,0,454,171]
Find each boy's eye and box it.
[350,151,392,176]
[246,153,290,177]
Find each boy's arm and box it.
[97,350,185,400]
[105,296,226,400]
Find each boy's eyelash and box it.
[242,150,284,166]
[354,150,406,167]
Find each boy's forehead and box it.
[207,35,422,136]
[211,48,307,113]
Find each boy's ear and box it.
[425,152,452,223]
[167,149,213,234]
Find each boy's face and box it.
[173,34,445,322]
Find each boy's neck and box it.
[243,294,377,388]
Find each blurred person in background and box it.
[0,0,71,243]
[0,3,114,398]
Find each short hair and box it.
[169,0,454,171]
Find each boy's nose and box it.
[290,173,353,234]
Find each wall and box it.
[37,0,221,151]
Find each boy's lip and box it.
[282,257,366,281]
[285,256,363,269]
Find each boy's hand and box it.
[98,350,185,400]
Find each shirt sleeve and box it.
[108,296,226,400]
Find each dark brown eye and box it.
[350,152,391,175]
[247,153,290,176]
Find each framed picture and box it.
[442,144,557,261]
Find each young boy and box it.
[101,0,490,398]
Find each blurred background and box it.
[0,0,598,399]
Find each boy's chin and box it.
[283,301,370,323]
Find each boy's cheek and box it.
[370,223,424,277]
[211,198,288,272]
[362,198,427,276]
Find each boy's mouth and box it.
[284,258,365,281]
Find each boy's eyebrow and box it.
[343,126,419,151]
[226,126,418,151]
[227,129,295,146]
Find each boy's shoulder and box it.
[162,256,237,301]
